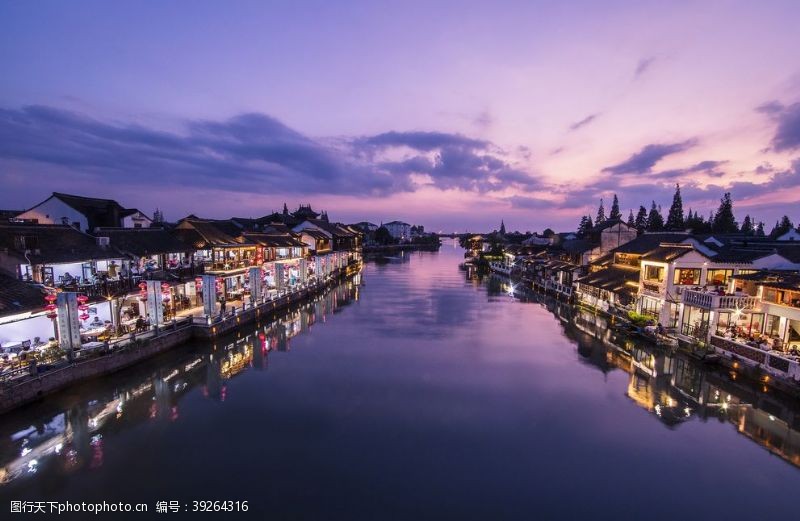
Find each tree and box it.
[770,215,795,237]
[577,215,593,237]
[596,199,606,224]
[627,209,635,228]
[646,201,664,231]
[740,215,754,235]
[756,221,766,236]
[634,205,648,233]
[712,192,738,233]
[374,226,394,245]
[609,194,621,220]
[665,184,685,230]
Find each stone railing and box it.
[682,290,759,310]
[710,335,800,380]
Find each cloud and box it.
[356,129,540,192]
[653,159,728,179]
[358,130,488,151]
[771,102,800,151]
[506,195,559,209]
[0,105,542,200]
[568,113,599,132]
[601,139,697,175]
[634,57,656,78]
[755,100,784,115]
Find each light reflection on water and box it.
[0,244,798,520]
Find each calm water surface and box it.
[1,241,799,519]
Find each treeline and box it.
[577,184,797,237]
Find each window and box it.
[643,265,664,282]
[673,268,701,285]
[707,269,733,286]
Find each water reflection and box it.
[489,274,800,468]
[1,246,798,519]
[0,277,360,487]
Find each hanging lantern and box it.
[78,304,89,312]
[44,293,57,303]
[46,312,58,320]
[76,294,89,304]
[194,276,203,290]
[161,282,170,291]
[45,303,56,312]
[80,313,90,321]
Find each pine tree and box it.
[634,206,648,233]
[609,194,621,220]
[646,201,664,231]
[770,215,795,237]
[756,221,766,236]
[665,184,685,230]
[577,215,593,237]
[740,215,754,235]
[712,192,738,233]
[627,209,635,227]
[596,199,606,224]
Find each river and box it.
[1,240,798,519]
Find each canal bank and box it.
[2,244,798,520]
[0,263,361,415]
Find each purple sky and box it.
[1,0,799,233]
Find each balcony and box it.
[682,289,759,310]
[640,280,664,297]
[202,259,254,274]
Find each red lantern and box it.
[45,303,56,311]
[194,276,203,290]
[46,312,57,320]
[44,293,57,303]
[80,313,90,321]
[138,281,147,290]
[161,282,170,291]
[76,294,89,304]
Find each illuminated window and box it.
[707,269,733,286]
[643,265,664,282]
[673,268,701,285]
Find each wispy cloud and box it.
[634,56,656,78]
[568,113,600,132]
[601,139,698,175]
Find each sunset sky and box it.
[1,0,799,232]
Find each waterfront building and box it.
[173,219,257,301]
[16,192,152,232]
[293,219,361,252]
[383,220,412,241]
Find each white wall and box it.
[122,211,152,228]
[0,314,55,344]
[17,198,88,231]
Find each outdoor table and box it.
[80,327,106,341]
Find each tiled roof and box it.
[299,229,329,240]
[173,220,242,248]
[0,274,46,316]
[94,228,190,256]
[731,270,800,291]
[560,239,596,255]
[242,232,306,248]
[0,223,120,265]
[576,265,639,298]
[611,233,691,255]
[640,244,697,263]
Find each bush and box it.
[627,311,651,327]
